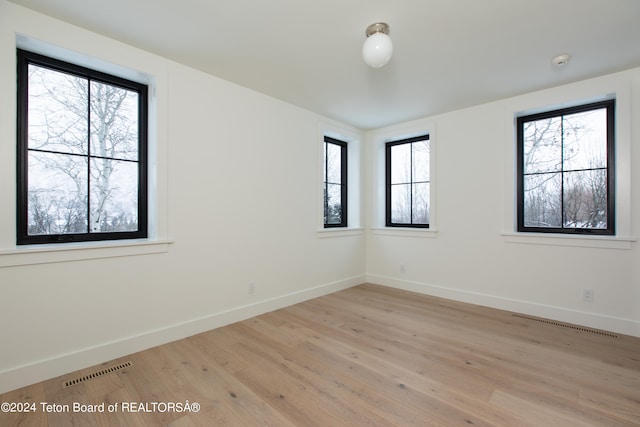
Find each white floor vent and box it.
[512,314,618,338]
[62,361,132,388]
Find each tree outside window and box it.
[517,100,615,235]
[385,135,430,228]
[17,49,148,244]
[323,137,347,228]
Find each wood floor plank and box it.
[230,322,399,425]
[578,387,640,425]
[235,318,447,426]
[272,303,531,426]
[0,382,47,427]
[164,336,297,426]
[1,283,639,426]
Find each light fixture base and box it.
[365,22,390,37]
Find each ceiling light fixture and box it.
[362,22,393,68]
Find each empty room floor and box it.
[1,284,639,426]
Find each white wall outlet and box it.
[582,289,594,302]
[248,282,256,294]
[400,264,406,273]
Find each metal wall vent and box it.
[62,361,132,388]
[513,314,618,338]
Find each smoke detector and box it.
[551,54,571,67]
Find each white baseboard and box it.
[0,275,364,394]
[367,274,640,338]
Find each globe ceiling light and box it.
[362,22,393,68]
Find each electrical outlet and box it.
[400,264,406,273]
[582,289,594,302]
[248,282,255,294]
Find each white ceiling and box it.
[10,0,640,129]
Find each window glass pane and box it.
[325,142,342,184]
[518,100,613,235]
[28,64,88,155]
[563,108,607,171]
[323,142,327,183]
[390,143,411,184]
[325,183,343,225]
[523,173,561,228]
[412,140,430,182]
[323,138,346,228]
[90,81,139,161]
[18,50,148,244]
[412,182,430,224]
[28,151,88,235]
[563,170,607,229]
[523,117,562,174]
[391,184,411,224]
[89,158,139,232]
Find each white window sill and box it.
[371,227,438,238]
[316,228,364,238]
[501,232,635,250]
[0,239,173,268]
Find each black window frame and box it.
[516,99,615,235]
[385,134,430,228]
[323,136,348,228]
[16,49,148,245]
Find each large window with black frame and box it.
[386,135,430,228]
[516,99,615,235]
[16,49,148,244]
[323,136,347,228]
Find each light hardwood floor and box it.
[2,284,639,426]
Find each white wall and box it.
[366,68,640,338]
[0,1,365,393]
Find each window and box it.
[17,49,148,245]
[323,136,347,227]
[516,99,614,235]
[386,135,430,228]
